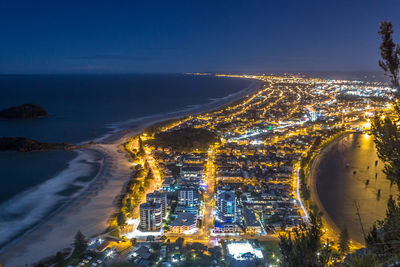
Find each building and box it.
[170,212,197,234]
[160,177,174,192]
[139,202,162,232]
[175,205,199,215]
[178,186,198,207]
[243,207,262,235]
[146,191,168,218]
[217,190,237,222]
[180,166,203,178]
[213,222,239,233]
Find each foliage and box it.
[73,230,88,256]
[371,106,400,189]
[144,168,154,187]
[147,127,219,152]
[138,136,145,156]
[54,252,65,267]
[378,21,400,92]
[339,225,350,255]
[279,211,326,267]
[367,21,400,265]
[365,196,400,265]
[175,237,184,248]
[124,197,133,213]
[117,211,126,227]
[208,246,222,259]
[342,252,379,267]
[188,242,208,254]
[299,168,310,200]
[318,240,335,267]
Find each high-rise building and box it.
[178,189,194,206]
[139,202,162,232]
[178,185,200,207]
[217,191,236,222]
[146,191,167,218]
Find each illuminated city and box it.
[94,74,393,266]
[1,1,400,266]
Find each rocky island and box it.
[0,137,71,152]
[0,104,48,119]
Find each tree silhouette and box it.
[279,211,324,267]
[378,21,400,93]
[73,230,88,256]
[339,225,350,255]
[117,211,126,227]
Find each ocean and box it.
[0,74,253,248]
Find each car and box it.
[91,263,98,267]
[97,260,103,264]
[87,256,93,260]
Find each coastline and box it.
[0,78,262,266]
[308,132,364,247]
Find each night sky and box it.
[1,0,400,74]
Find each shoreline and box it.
[308,132,364,247]
[0,78,262,266]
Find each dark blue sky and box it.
[1,0,400,74]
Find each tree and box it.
[367,21,400,266]
[208,246,222,259]
[146,169,154,180]
[138,136,145,156]
[54,252,65,267]
[190,242,208,254]
[144,169,154,187]
[125,197,133,213]
[117,211,126,227]
[318,240,334,267]
[131,238,137,246]
[175,237,184,248]
[371,110,400,189]
[73,230,88,256]
[378,21,400,93]
[339,225,350,255]
[279,210,324,267]
[147,235,155,242]
[342,252,378,267]
[144,160,150,170]
[366,196,400,264]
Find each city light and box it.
[227,242,264,260]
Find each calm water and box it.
[0,74,252,247]
[316,133,399,243]
[0,74,251,143]
[0,74,251,199]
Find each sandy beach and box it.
[309,131,398,246]
[308,134,348,237]
[0,142,133,266]
[0,79,261,266]
[308,132,365,247]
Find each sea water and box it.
[0,74,252,248]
